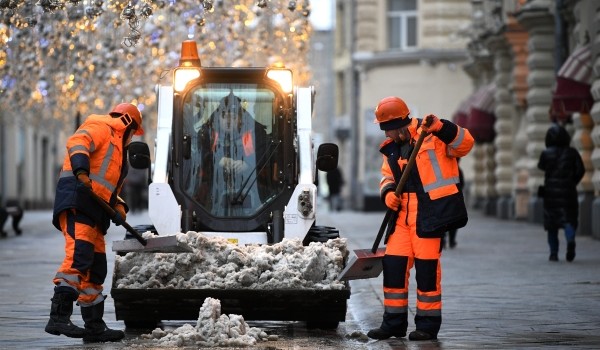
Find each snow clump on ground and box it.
[140,297,270,347]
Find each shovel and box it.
[337,121,431,281]
[84,186,192,253]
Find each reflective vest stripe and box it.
[98,142,114,180]
[80,286,102,297]
[90,174,116,192]
[422,149,459,193]
[68,145,89,156]
[55,272,80,283]
[450,127,465,149]
[59,171,116,192]
[73,130,96,151]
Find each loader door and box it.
[178,83,290,230]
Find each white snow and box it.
[114,231,348,290]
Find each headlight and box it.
[174,68,201,92]
[266,69,293,94]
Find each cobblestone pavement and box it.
[1,207,599,349]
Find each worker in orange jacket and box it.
[45,103,143,342]
[367,96,474,341]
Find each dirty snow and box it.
[139,297,270,347]
[115,231,348,347]
[114,231,348,290]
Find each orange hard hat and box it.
[110,103,144,135]
[374,96,411,130]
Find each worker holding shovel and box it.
[45,103,143,342]
[367,96,474,341]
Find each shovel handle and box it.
[84,187,148,246]
[371,121,432,253]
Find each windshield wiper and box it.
[231,140,281,205]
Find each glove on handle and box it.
[422,114,443,134]
[76,172,92,189]
[384,192,401,211]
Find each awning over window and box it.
[468,84,496,143]
[452,94,476,128]
[552,45,593,120]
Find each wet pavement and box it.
[1,207,600,349]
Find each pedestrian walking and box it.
[367,96,474,341]
[45,103,144,342]
[0,198,23,237]
[123,166,147,213]
[537,123,584,262]
[326,166,344,211]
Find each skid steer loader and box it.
[110,40,349,330]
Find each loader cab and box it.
[172,68,297,234]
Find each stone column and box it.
[505,18,529,220]
[591,6,600,239]
[487,35,516,219]
[516,0,555,224]
[471,144,486,209]
[482,143,497,216]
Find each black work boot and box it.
[409,329,437,341]
[367,312,407,340]
[81,300,124,342]
[45,290,86,338]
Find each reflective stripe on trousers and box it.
[52,209,106,306]
[384,192,442,318]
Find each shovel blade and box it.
[336,248,386,281]
[112,235,193,253]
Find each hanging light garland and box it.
[0,0,313,131]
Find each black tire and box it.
[271,210,284,243]
[124,319,159,330]
[306,320,340,330]
[303,225,340,246]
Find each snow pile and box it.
[141,297,270,347]
[114,231,348,290]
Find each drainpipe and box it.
[0,115,4,203]
[349,0,362,211]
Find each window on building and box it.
[387,0,418,50]
[335,72,346,116]
[335,2,347,54]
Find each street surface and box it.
[1,206,600,349]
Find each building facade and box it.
[461,0,600,238]
[333,0,600,238]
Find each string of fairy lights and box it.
[0,0,313,132]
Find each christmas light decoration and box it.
[0,0,313,133]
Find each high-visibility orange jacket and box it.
[52,115,129,231]
[379,118,474,237]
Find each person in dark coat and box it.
[537,124,584,262]
[0,198,23,237]
[442,165,464,249]
[326,167,344,211]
